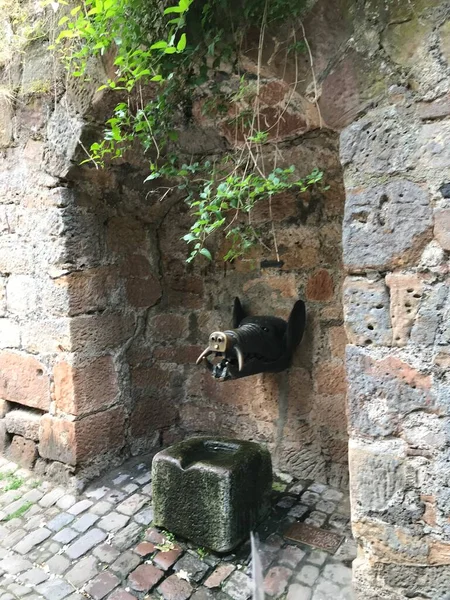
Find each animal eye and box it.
[262,327,269,332]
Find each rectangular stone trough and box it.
[152,437,272,553]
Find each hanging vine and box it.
[50,0,324,263]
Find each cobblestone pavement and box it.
[0,455,355,600]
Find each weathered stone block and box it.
[39,407,126,466]
[385,273,423,346]
[5,409,41,441]
[6,435,38,469]
[349,438,407,519]
[53,356,119,416]
[55,268,121,316]
[152,437,272,552]
[305,269,334,302]
[0,351,50,410]
[417,122,450,169]
[411,282,448,345]
[434,209,450,251]
[0,277,5,316]
[21,318,71,354]
[340,107,417,174]
[43,96,84,177]
[6,275,37,315]
[0,95,13,147]
[381,18,432,67]
[343,180,432,271]
[346,346,434,438]
[0,318,20,348]
[343,277,392,346]
[70,313,134,354]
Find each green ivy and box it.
[50,0,322,263]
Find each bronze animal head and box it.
[196,297,306,380]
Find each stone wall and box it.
[0,1,348,489]
[2,0,450,596]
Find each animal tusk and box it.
[196,348,212,365]
[235,345,244,372]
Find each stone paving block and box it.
[296,564,320,586]
[134,506,154,525]
[113,522,142,550]
[39,488,65,508]
[322,562,352,586]
[135,471,151,485]
[53,527,78,544]
[315,500,336,514]
[190,589,214,600]
[66,555,98,587]
[90,501,113,516]
[287,583,312,600]
[46,554,71,575]
[128,563,164,592]
[35,578,73,600]
[300,492,320,506]
[112,473,130,485]
[98,511,129,532]
[277,496,296,509]
[110,549,141,577]
[322,489,343,502]
[174,553,210,583]
[105,490,127,504]
[288,504,309,519]
[85,571,120,599]
[264,565,293,597]
[123,483,139,494]
[142,482,152,495]
[312,579,341,599]
[65,528,107,559]
[158,574,193,600]
[304,511,327,527]
[0,556,33,574]
[116,493,148,516]
[279,545,306,569]
[204,563,235,588]
[2,528,26,549]
[93,542,121,563]
[47,512,75,532]
[153,547,184,570]
[6,582,33,598]
[68,499,93,515]
[19,567,49,585]
[308,483,327,494]
[134,541,156,557]
[56,494,77,510]
[23,488,44,502]
[85,486,110,500]
[72,512,99,532]
[222,570,253,600]
[109,590,138,600]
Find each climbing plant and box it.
[50,0,324,263]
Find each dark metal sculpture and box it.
[196,297,306,380]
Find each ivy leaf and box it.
[199,248,212,261]
[70,5,81,15]
[150,41,167,50]
[58,15,69,25]
[151,74,163,82]
[177,33,187,52]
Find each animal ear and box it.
[232,297,246,328]
[284,300,306,354]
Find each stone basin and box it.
[152,437,272,553]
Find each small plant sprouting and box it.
[4,501,33,521]
[155,530,176,552]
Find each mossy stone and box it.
[152,437,272,553]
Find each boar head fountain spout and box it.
[196,297,306,381]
